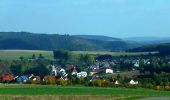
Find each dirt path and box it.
[137,97,170,100]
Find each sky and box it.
[0,0,170,38]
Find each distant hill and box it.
[74,35,121,41]
[124,37,170,45]
[128,43,170,55]
[0,32,137,51]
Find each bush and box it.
[31,80,40,84]
[164,86,170,91]
[56,80,68,86]
[43,76,56,85]
[155,85,162,90]
[142,83,154,89]
[124,84,135,88]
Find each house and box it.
[77,71,87,78]
[99,66,113,74]
[106,68,113,74]
[110,61,116,66]
[90,71,98,76]
[43,76,56,81]
[47,65,67,77]
[59,68,67,77]
[0,76,3,82]
[143,59,151,65]
[28,74,34,80]
[3,74,14,82]
[32,76,41,81]
[60,76,68,80]
[115,80,119,85]
[116,70,120,73]
[16,76,29,83]
[129,80,138,85]
[103,62,110,68]
[49,65,58,76]
[134,60,140,67]
[71,67,77,75]
[90,75,100,81]
[90,64,99,71]
[168,61,170,64]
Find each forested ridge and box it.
[0,32,136,51]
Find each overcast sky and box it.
[0,0,170,38]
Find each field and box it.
[0,50,54,60]
[0,84,169,100]
[0,50,156,60]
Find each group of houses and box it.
[0,61,140,85]
[0,74,40,83]
[0,58,151,84]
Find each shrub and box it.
[155,85,161,90]
[31,80,40,84]
[56,80,68,86]
[142,83,154,89]
[43,76,56,85]
[164,86,170,91]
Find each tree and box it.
[10,64,22,75]
[96,55,113,61]
[53,50,69,61]
[79,54,94,65]
[24,66,50,78]
[19,56,24,60]
[38,53,44,59]
[32,54,36,59]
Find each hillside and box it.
[0,32,137,51]
[74,35,121,41]
[124,37,170,44]
[128,43,170,55]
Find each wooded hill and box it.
[0,32,137,51]
[128,43,170,55]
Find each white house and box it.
[50,65,57,76]
[77,71,87,78]
[106,68,113,74]
[168,61,170,64]
[47,65,67,77]
[90,71,97,76]
[28,74,34,79]
[59,68,66,76]
[71,67,77,75]
[115,80,119,85]
[129,80,138,85]
[134,61,140,67]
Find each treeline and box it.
[53,50,95,69]
[0,56,50,78]
[0,50,95,77]
[128,43,170,55]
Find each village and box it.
[0,60,140,85]
[0,51,169,91]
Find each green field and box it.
[0,50,54,60]
[0,85,169,99]
[0,50,157,60]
